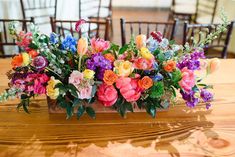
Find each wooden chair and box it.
[50,17,111,40]
[183,21,234,58]
[120,18,178,46]
[195,0,219,24]
[0,18,34,58]
[20,0,57,25]
[170,0,197,22]
[79,0,113,34]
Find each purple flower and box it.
[206,103,212,110]
[33,56,48,71]
[180,90,199,108]
[86,53,112,80]
[177,51,205,71]
[200,89,213,102]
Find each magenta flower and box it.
[75,19,86,32]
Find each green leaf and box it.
[86,107,96,119]
[153,49,161,56]
[150,106,156,118]
[66,105,73,119]
[77,105,85,119]
[169,40,175,45]
[72,98,80,107]
[125,102,133,112]
[55,83,67,94]
[22,99,30,114]
[119,103,127,117]
[136,100,143,109]
[170,86,177,97]
[67,84,78,98]
[119,44,128,54]
[87,97,96,104]
[157,53,165,62]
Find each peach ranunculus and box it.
[138,76,153,90]
[114,60,134,77]
[179,67,195,92]
[134,58,153,70]
[11,54,23,68]
[164,60,176,72]
[91,38,110,53]
[77,37,88,55]
[79,85,92,99]
[207,58,220,74]
[135,34,147,49]
[97,83,118,107]
[103,70,118,85]
[116,77,141,102]
[104,53,115,62]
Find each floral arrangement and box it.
[0,13,228,119]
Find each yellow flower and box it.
[140,47,154,60]
[83,69,95,79]
[135,34,146,49]
[114,60,134,77]
[46,77,60,99]
[22,52,30,66]
[77,37,88,55]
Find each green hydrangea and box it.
[149,81,164,99]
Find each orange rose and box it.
[11,54,23,68]
[164,60,176,72]
[103,70,118,85]
[138,76,153,90]
[28,50,38,58]
[104,53,115,62]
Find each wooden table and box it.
[0,59,235,157]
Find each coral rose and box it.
[104,53,115,62]
[138,76,153,90]
[97,83,118,107]
[103,70,118,85]
[116,77,141,102]
[91,38,110,53]
[179,67,195,92]
[134,58,153,70]
[164,60,176,72]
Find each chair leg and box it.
[0,32,4,56]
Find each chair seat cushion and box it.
[196,16,222,24]
[172,4,196,15]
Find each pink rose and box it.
[116,77,141,102]
[69,71,84,86]
[179,67,195,92]
[79,85,92,99]
[97,83,118,107]
[91,38,110,53]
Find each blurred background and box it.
[0,0,235,57]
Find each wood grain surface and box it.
[0,59,235,157]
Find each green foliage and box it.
[171,69,182,88]
[149,82,164,99]
[86,107,96,119]
[77,105,85,119]
[119,44,128,54]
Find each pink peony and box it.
[97,83,118,107]
[179,67,195,92]
[79,85,92,99]
[69,71,84,86]
[90,38,110,53]
[116,77,141,102]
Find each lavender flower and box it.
[50,33,59,44]
[33,56,48,71]
[200,89,213,102]
[86,53,112,80]
[147,37,158,52]
[180,90,199,108]
[152,73,163,82]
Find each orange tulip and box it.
[135,34,146,49]
[77,37,88,55]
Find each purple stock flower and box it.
[200,89,213,102]
[33,56,48,71]
[177,51,205,71]
[86,53,112,80]
[180,90,199,108]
